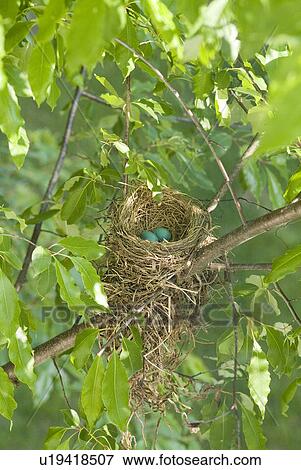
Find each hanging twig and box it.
[15,68,86,292]
[224,255,241,449]
[114,38,245,225]
[275,282,301,326]
[52,358,72,410]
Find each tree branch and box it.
[3,200,301,384]
[15,69,85,292]
[114,38,245,225]
[207,134,260,213]
[190,200,301,274]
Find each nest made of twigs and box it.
[102,185,217,411]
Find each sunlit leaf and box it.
[0,367,17,421]
[71,328,99,370]
[28,42,56,106]
[248,339,270,419]
[264,245,301,285]
[8,326,36,390]
[60,236,105,261]
[66,0,126,76]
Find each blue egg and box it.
[140,230,159,242]
[153,227,172,242]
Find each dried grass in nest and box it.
[102,184,217,410]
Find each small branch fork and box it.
[114,38,246,225]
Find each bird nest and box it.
[102,185,217,411]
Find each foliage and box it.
[0,0,301,451]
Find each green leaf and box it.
[31,246,52,278]
[62,408,80,427]
[47,78,61,110]
[121,334,143,377]
[28,42,56,106]
[215,89,230,126]
[0,267,20,338]
[71,328,99,370]
[0,367,17,421]
[95,75,120,97]
[257,47,301,155]
[193,67,214,99]
[209,402,235,450]
[54,259,82,308]
[8,126,30,169]
[266,168,285,209]
[266,326,291,376]
[61,181,92,224]
[281,377,301,417]
[0,17,7,90]
[114,17,138,78]
[36,0,66,43]
[2,250,22,270]
[242,159,263,203]
[36,263,56,298]
[264,245,301,285]
[44,427,67,450]
[248,339,270,419]
[113,141,129,154]
[241,394,266,450]
[0,207,26,232]
[8,326,36,390]
[81,355,105,428]
[142,0,182,59]
[5,21,33,53]
[217,324,244,360]
[102,351,130,431]
[0,0,20,30]
[0,83,28,167]
[66,0,126,76]
[0,85,24,136]
[60,236,105,261]
[284,168,301,203]
[71,257,108,308]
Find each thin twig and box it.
[82,89,195,123]
[15,68,86,292]
[210,262,272,271]
[224,255,241,449]
[275,282,301,326]
[208,134,260,213]
[123,75,131,195]
[52,358,72,410]
[114,38,245,225]
[81,90,109,107]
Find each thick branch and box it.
[190,200,301,274]
[3,200,301,383]
[15,70,85,292]
[3,316,107,384]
